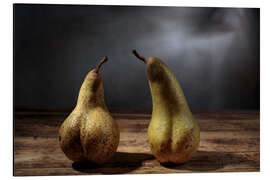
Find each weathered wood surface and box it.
[14,109,260,176]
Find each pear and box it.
[59,56,119,164]
[132,50,200,164]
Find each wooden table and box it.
[14,108,260,176]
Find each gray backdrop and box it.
[14,4,260,110]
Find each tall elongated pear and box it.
[132,50,200,163]
[59,56,119,164]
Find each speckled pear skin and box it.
[59,60,119,164]
[132,50,200,164]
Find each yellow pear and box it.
[59,56,119,164]
[132,50,200,164]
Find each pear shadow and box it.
[72,152,155,174]
[160,150,259,172]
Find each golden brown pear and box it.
[59,57,119,164]
[132,50,200,164]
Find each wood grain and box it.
[14,109,260,176]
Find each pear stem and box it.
[95,56,108,73]
[132,49,146,63]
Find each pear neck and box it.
[76,75,106,110]
[149,65,189,115]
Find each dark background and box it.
[14,4,260,110]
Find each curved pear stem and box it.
[132,49,146,63]
[95,56,108,73]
